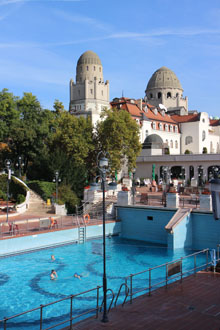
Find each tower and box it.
[69,50,110,125]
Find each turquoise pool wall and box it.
[0,222,121,256]
[171,212,192,249]
[117,206,220,249]
[117,206,175,245]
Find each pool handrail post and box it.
[96,286,100,318]
[70,294,73,328]
[4,317,7,330]
[166,263,168,289]
[180,258,183,283]
[130,274,133,304]
[40,304,43,330]
[194,255,197,275]
[206,250,209,271]
[149,268,151,296]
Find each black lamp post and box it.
[5,159,12,223]
[97,151,109,323]
[16,156,24,178]
[131,168,136,205]
[53,171,61,203]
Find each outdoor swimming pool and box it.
[0,237,207,329]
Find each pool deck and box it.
[64,271,220,330]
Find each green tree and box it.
[96,108,142,172]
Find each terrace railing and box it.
[122,248,210,305]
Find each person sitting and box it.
[74,272,81,280]
[50,217,58,229]
[50,269,58,280]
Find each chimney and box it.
[137,98,143,111]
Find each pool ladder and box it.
[78,226,86,243]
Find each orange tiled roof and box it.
[146,108,177,124]
[210,119,220,126]
[171,114,199,123]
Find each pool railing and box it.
[0,285,102,330]
[123,248,210,305]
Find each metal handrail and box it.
[124,248,210,304]
[0,286,102,330]
[114,283,129,307]
[99,288,115,313]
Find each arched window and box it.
[94,66,96,71]
[150,93,153,99]
[158,92,162,99]
[165,124,168,131]
[86,66,89,71]
[165,139,169,146]
[174,125,178,133]
[152,122,156,129]
[159,123,163,130]
[170,140,173,148]
[170,125,173,132]
[175,140,178,149]
[176,93,179,97]
[167,92,171,98]
[202,130,206,141]
[99,67,101,72]
[185,136,193,145]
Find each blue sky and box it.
[1,0,220,117]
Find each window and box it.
[176,93,179,97]
[99,67,101,72]
[145,130,149,138]
[159,123,163,130]
[165,124,168,131]
[167,92,171,98]
[150,93,153,99]
[170,125,173,132]
[80,66,83,72]
[202,118,205,123]
[185,136,193,145]
[94,66,96,71]
[90,89,93,94]
[86,66,89,71]
[152,122,156,129]
[158,92,162,99]
[165,139,169,146]
[175,140,178,149]
[174,126,178,133]
[170,140,173,148]
[202,130,206,141]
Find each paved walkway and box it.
[65,272,220,330]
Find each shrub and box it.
[58,185,79,214]
[202,147,208,154]
[184,149,190,154]
[27,181,55,201]
[17,194,26,204]
[0,189,6,200]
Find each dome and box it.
[77,50,102,66]
[143,134,163,149]
[76,50,103,83]
[146,67,183,90]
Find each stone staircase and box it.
[25,190,54,216]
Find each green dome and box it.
[147,67,182,90]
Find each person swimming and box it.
[74,273,81,280]
[51,255,55,261]
[50,270,58,280]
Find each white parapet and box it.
[117,191,131,206]
[199,194,212,211]
[166,193,179,208]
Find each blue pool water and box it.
[0,237,207,329]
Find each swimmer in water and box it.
[74,273,81,280]
[50,270,58,280]
[51,255,55,261]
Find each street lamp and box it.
[5,159,12,223]
[131,168,136,205]
[97,151,109,323]
[53,171,61,203]
[16,156,24,178]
